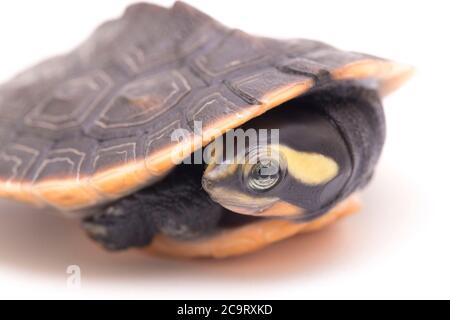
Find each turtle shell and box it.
[0,2,412,212]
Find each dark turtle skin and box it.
[0,2,412,257]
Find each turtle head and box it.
[202,85,385,219]
[202,140,349,218]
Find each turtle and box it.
[0,1,413,258]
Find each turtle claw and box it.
[82,201,156,251]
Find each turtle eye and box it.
[247,158,283,192]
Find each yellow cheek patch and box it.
[275,145,339,185]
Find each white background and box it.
[0,0,448,299]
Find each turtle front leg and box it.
[82,165,223,251]
[82,198,158,250]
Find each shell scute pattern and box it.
[186,90,241,130]
[89,136,146,199]
[194,30,270,77]
[0,2,409,210]
[226,68,313,106]
[24,71,113,132]
[94,70,192,131]
[0,136,52,185]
